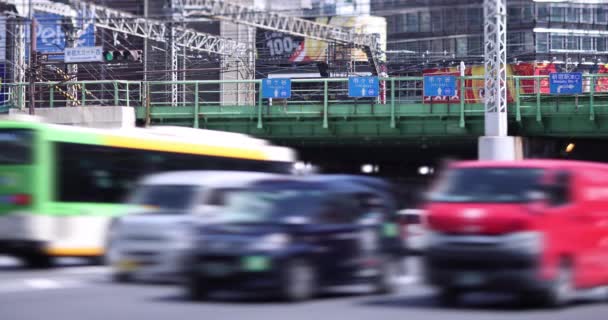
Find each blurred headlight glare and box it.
[250,233,291,251]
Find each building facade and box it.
[373,0,608,74]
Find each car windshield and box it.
[220,189,325,224]
[429,167,545,203]
[129,185,198,211]
[0,129,33,165]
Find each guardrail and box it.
[3,76,607,125]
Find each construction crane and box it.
[178,0,384,75]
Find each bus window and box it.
[0,129,33,165]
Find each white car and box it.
[105,171,284,283]
[398,208,428,254]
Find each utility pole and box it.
[28,0,36,115]
[143,0,148,83]
[479,0,521,160]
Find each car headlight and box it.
[500,231,543,254]
[250,233,291,251]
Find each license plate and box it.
[456,272,484,286]
[117,259,139,272]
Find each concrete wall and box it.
[9,107,136,128]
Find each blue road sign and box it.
[348,77,379,97]
[549,72,582,95]
[423,75,457,97]
[262,78,291,99]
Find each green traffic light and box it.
[104,52,113,61]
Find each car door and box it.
[314,193,363,282]
[546,170,597,287]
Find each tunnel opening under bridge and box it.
[286,139,478,208]
[280,136,608,208]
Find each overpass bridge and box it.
[3,74,608,188]
[3,75,607,145]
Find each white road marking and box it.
[24,279,63,289]
[0,255,21,267]
[58,266,108,275]
[0,278,85,294]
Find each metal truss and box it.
[178,0,383,74]
[69,0,250,60]
[1,0,250,60]
[483,0,508,136]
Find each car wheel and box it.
[542,263,573,308]
[373,257,400,294]
[437,288,460,307]
[280,259,317,302]
[112,272,133,283]
[23,253,52,269]
[186,277,208,301]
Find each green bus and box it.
[0,115,296,267]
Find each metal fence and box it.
[2,75,608,112]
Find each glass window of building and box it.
[565,7,579,23]
[537,3,549,22]
[400,14,408,33]
[468,8,483,30]
[454,8,467,33]
[581,7,593,23]
[598,38,607,52]
[551,6,565,23]
[597,8,608,24]
[468,36,483,55]
[431,10,443,33]
[406,13,419,32]
[431,39,443,53]
[387,16,397,34]
[524,32,535,52]
[581,37,593,51]
[456,37,467,56]
[508,32,525,54]
[419,40,430,53]
[508,6,521,25]
[551,34,565,50]
[443,8,455,32]
[522,4,534,23]
[420,11,431,33]
[444,39,455,55]
[536,33,549,53]
[566,36,578,51]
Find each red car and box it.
[423,159,608,307]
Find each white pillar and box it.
[479,0,521,160]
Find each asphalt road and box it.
[1,256,607,320]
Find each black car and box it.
[183,177,404,301]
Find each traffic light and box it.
[103,49,143,63]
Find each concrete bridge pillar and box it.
[478,136,524,161]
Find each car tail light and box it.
[11,194,31,206]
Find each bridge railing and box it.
[2,75,608,116]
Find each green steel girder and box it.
[136,96,608,142]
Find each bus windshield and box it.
[0,129,33,165]
[129,185,199,211]
[429,167,545,203]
